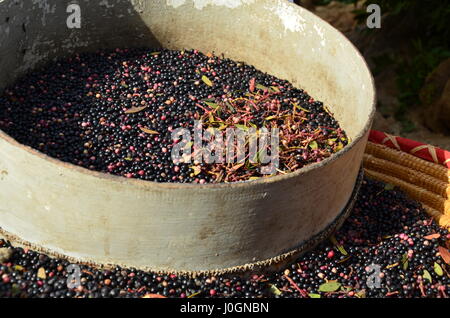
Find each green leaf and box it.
[208,113,215,124]
[355,290,366,298]
[327,138,337,145]
[269,284,282,296]
[403,260,409,271]
[337,255,351,264]
[343,286,353,292]
[294,103,310,112]
[434,262,444,276]
[401,253,408,270]
[401,253,408,262]
[235,124,249,131]
[201,75,213,87]
[308,293,321,298]
[336,142,344,151]
[384,183,395,191]
[249,122,257,128]
[337,245,348,256]
[256,83,269,91]
[423,269,432,283]
[330,236,348,256]
[318,281,341,292]
[309,141,318,150]
[204,102,220,109]
[225,101,236,113]
[270,86,280,92]
[190,165,202,176]
[14,265,24,271]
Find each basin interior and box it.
[0,0,374,142]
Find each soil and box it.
[311,1,450,151]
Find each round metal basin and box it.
[0,0,375,274]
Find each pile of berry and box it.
[0,178,448,298]
[0,48,347,183]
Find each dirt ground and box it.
[312,1,450,151]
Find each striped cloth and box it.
[369,130,450,169]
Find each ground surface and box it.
[313,1,450,150]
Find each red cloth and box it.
[369,130,450,169]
